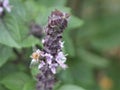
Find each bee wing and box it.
[29,59,39,68]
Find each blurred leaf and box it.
[58,84,85,90]
[60,11,84,57]
[37,0,67,7]
[71,61,94,87]
[58,69,74,84]
[23,80,36,90]
[88,15,120,50]
[0,63,19,80]
[1,72,31,90]
[0,21,20,48]
[0,0,40,48]
[91,30,120,50]
[25,0,46,21]
[68,16,84,30]
[80,49,109,68]
[17,63,28,72]
[30,66,39,80]
[10,0,29,22]
[63,30,75,57]
[0,84,6,90]
[0,44,13,67]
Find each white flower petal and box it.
[60,63,68,69]
[30,59,38,68]
[31,59,37,64]
[5,6,11,12]
[56,52,67,63]
[3,0,11,12]
[49,63,58,74]
[42,39,45,44]
[59,41,64,48]
[3,0,9,7]
[46,59,52,64]
[45,53,53,64]
[0,7,3,13]
[51,67,56,74]
[38,61,45,69]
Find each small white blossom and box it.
[45,53,53,65]
[0,7,3,13]
[56,52,67,69]
[3,0,11,12]
[49,63,58,74]
[42,39,45,44]
[59,41,64,48]
[56,52,66,62]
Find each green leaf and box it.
[37,0,67,7]
[0,0,40,48]
[0,84,6,90]
[30,66,40,80]
[0,44,13,67]
[0,63,19,81]
[70,61,95,87]
[63,30,75,57]
[58,69,74,84]
[68,16,84,30]
[80,49,109,68]
[58,85,85,90]
[1,72,31,90]
[23,80,36,90]
[89,15,120,50]
[91,30,120,50]
[25,0,45,21]
[0,21,20,48]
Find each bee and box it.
[31,48,42,61]
[30,47,44,68]
[31,51,40,60]
[30,49,42,68]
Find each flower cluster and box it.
[30,10,69,74]
[31,49,67,74]
[0,0,11,15]
[30,10,69,90]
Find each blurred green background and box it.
[0,0,120,90]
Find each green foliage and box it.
[23,81,36,90]
[80,49,109,68]
[0,21,20,48]
[0,45,13,67]
[58,84,85,90]
[0,72,31,90]
[0,0,120,90]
